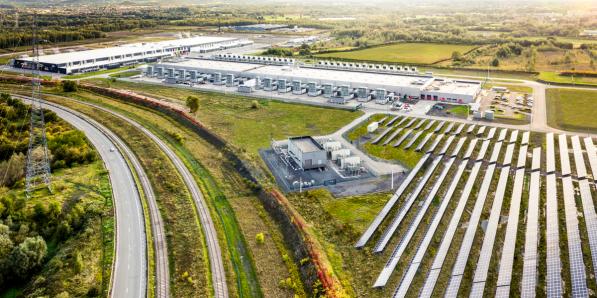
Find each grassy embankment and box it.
[62,66,139,80]
[546,88,597,134]
[537,71,597,86]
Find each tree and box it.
[185,96,199,113]
[0,224,13,259]
[491,58,500,67]
[451,51,462,61]
[0,153,26,187]
[62,80,78,92]
[10,236,47,278]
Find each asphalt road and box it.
[17,96,148,298]
[34,94,229,298]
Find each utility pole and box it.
[25,13,52,197]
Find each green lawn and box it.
[538,71,597,86]
[546,88,597,133]
[483,82,533,93]
[363,143,424,169]
[446,105,470,118]
[323,192,391,233]
[109,70,142,78]
[316,43,478,64]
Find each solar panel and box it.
[414,118,427,129]
[415,133,434,152]
[386,115,400,126]
[404,131,423,149]
[519,147,541,298]
[583,137,597,184]
[371,127,394,144]
[424,119,436,131]
[375,138,463,288]
[445,139,503,297]
[396,116,410,126]
[521,130,530,145]
[426,134,445,153]
[496,138,528,297]
[470,132,516,297]
[419,139,490,297]
[405,117,417,128]
[378,116,388,125]
[498,128,508,141]
[477,125,486,136]
[571,136,597,282]
[486,127,496,140]
[383,128,404,146]
[453,123,465,135]
[467,124,476,134]
[434,121,446,133]
[546,133,556,173]
[355,152,432,248]
[392,129,412,147]
[444,122,455,134]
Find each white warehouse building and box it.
[13,36,252,74]
[147,58,482,103]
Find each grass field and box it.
[316,43,478,64]
[546,88,597,133]
[537,71,597,86]
[63,66,139,79]
[109,70,142,78]
[482,82,533,93]
[446,105,470,118]
[87,79,362,155]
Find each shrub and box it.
[255,232,265,244]
[250,100,259,109]
[62,80,77,92]
[185,96,199,113]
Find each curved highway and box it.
[16,95,170,298]
[29,94,229,298]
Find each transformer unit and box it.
[225,74,238,87]
[178,69,186,81]
[374,88,387,100]
[238,79,257,93]
[262,77,278,91]
[307,82,322,96]
[146,66,154,77]
[278,79,291,93]
[331,149,350,161]
[322,83,334,98]
[292,80,306,94]
[357,87,371,102]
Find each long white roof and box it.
[21,36,237,65]
[156,59,435,89]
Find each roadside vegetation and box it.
[546,88,597,133]
[0,94,113,297]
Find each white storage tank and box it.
[331,149,351,161]
[367,122,379,133]
[485,110,495,120]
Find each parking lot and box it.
[478,87,532,122]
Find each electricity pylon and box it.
[25,14,52,196]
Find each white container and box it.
[367,122,379,133]
[331,149,351,161]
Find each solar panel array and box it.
[378,116,389,125]
[396,116,409,126]
[495,131,528,297]
[374,136,460,286]
[374,135,453,254]
[486,127,497,140]
[444,135,504,297]
[477,125,486,136]
[444,122,455,134]
[394,138,478,298]
[404,131,423,149]
[426,133,444,153]
[382,127,404,146]
[355,152,432,248]
[545,133,562,297]
[571,136,597,283]
[392,129,412,147]
[386,115,400,126]
[467,124,476,134]
[420,139,491,297]
[434,121,446,133]
[559,135,589,297]
[371,126,394,144]
[470,130,517,298]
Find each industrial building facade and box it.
[146,57,482,103]
[12,37,251,74]
[287,136,327,170]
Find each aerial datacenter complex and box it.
[1,1,597,298]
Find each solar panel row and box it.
[467,124,476,134]
[424,119,436,131]
[453,123,465,135]
[397,116,409,126]
[414,118,427,129]
[378,116,389,125]
[444,122,455,134]
[416,133,434,152]
[545,133,562,297]
[405,117,417,128]
[477,125,486,136]
[386,115,400,126]
[371,126,394,144]
[583,137,597,184]
[419,139,491,298]
[444,137,504,297]
[520,147,541,298]
[426,133,445,153]
[486,127,497,140]
[434,121,446,133]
